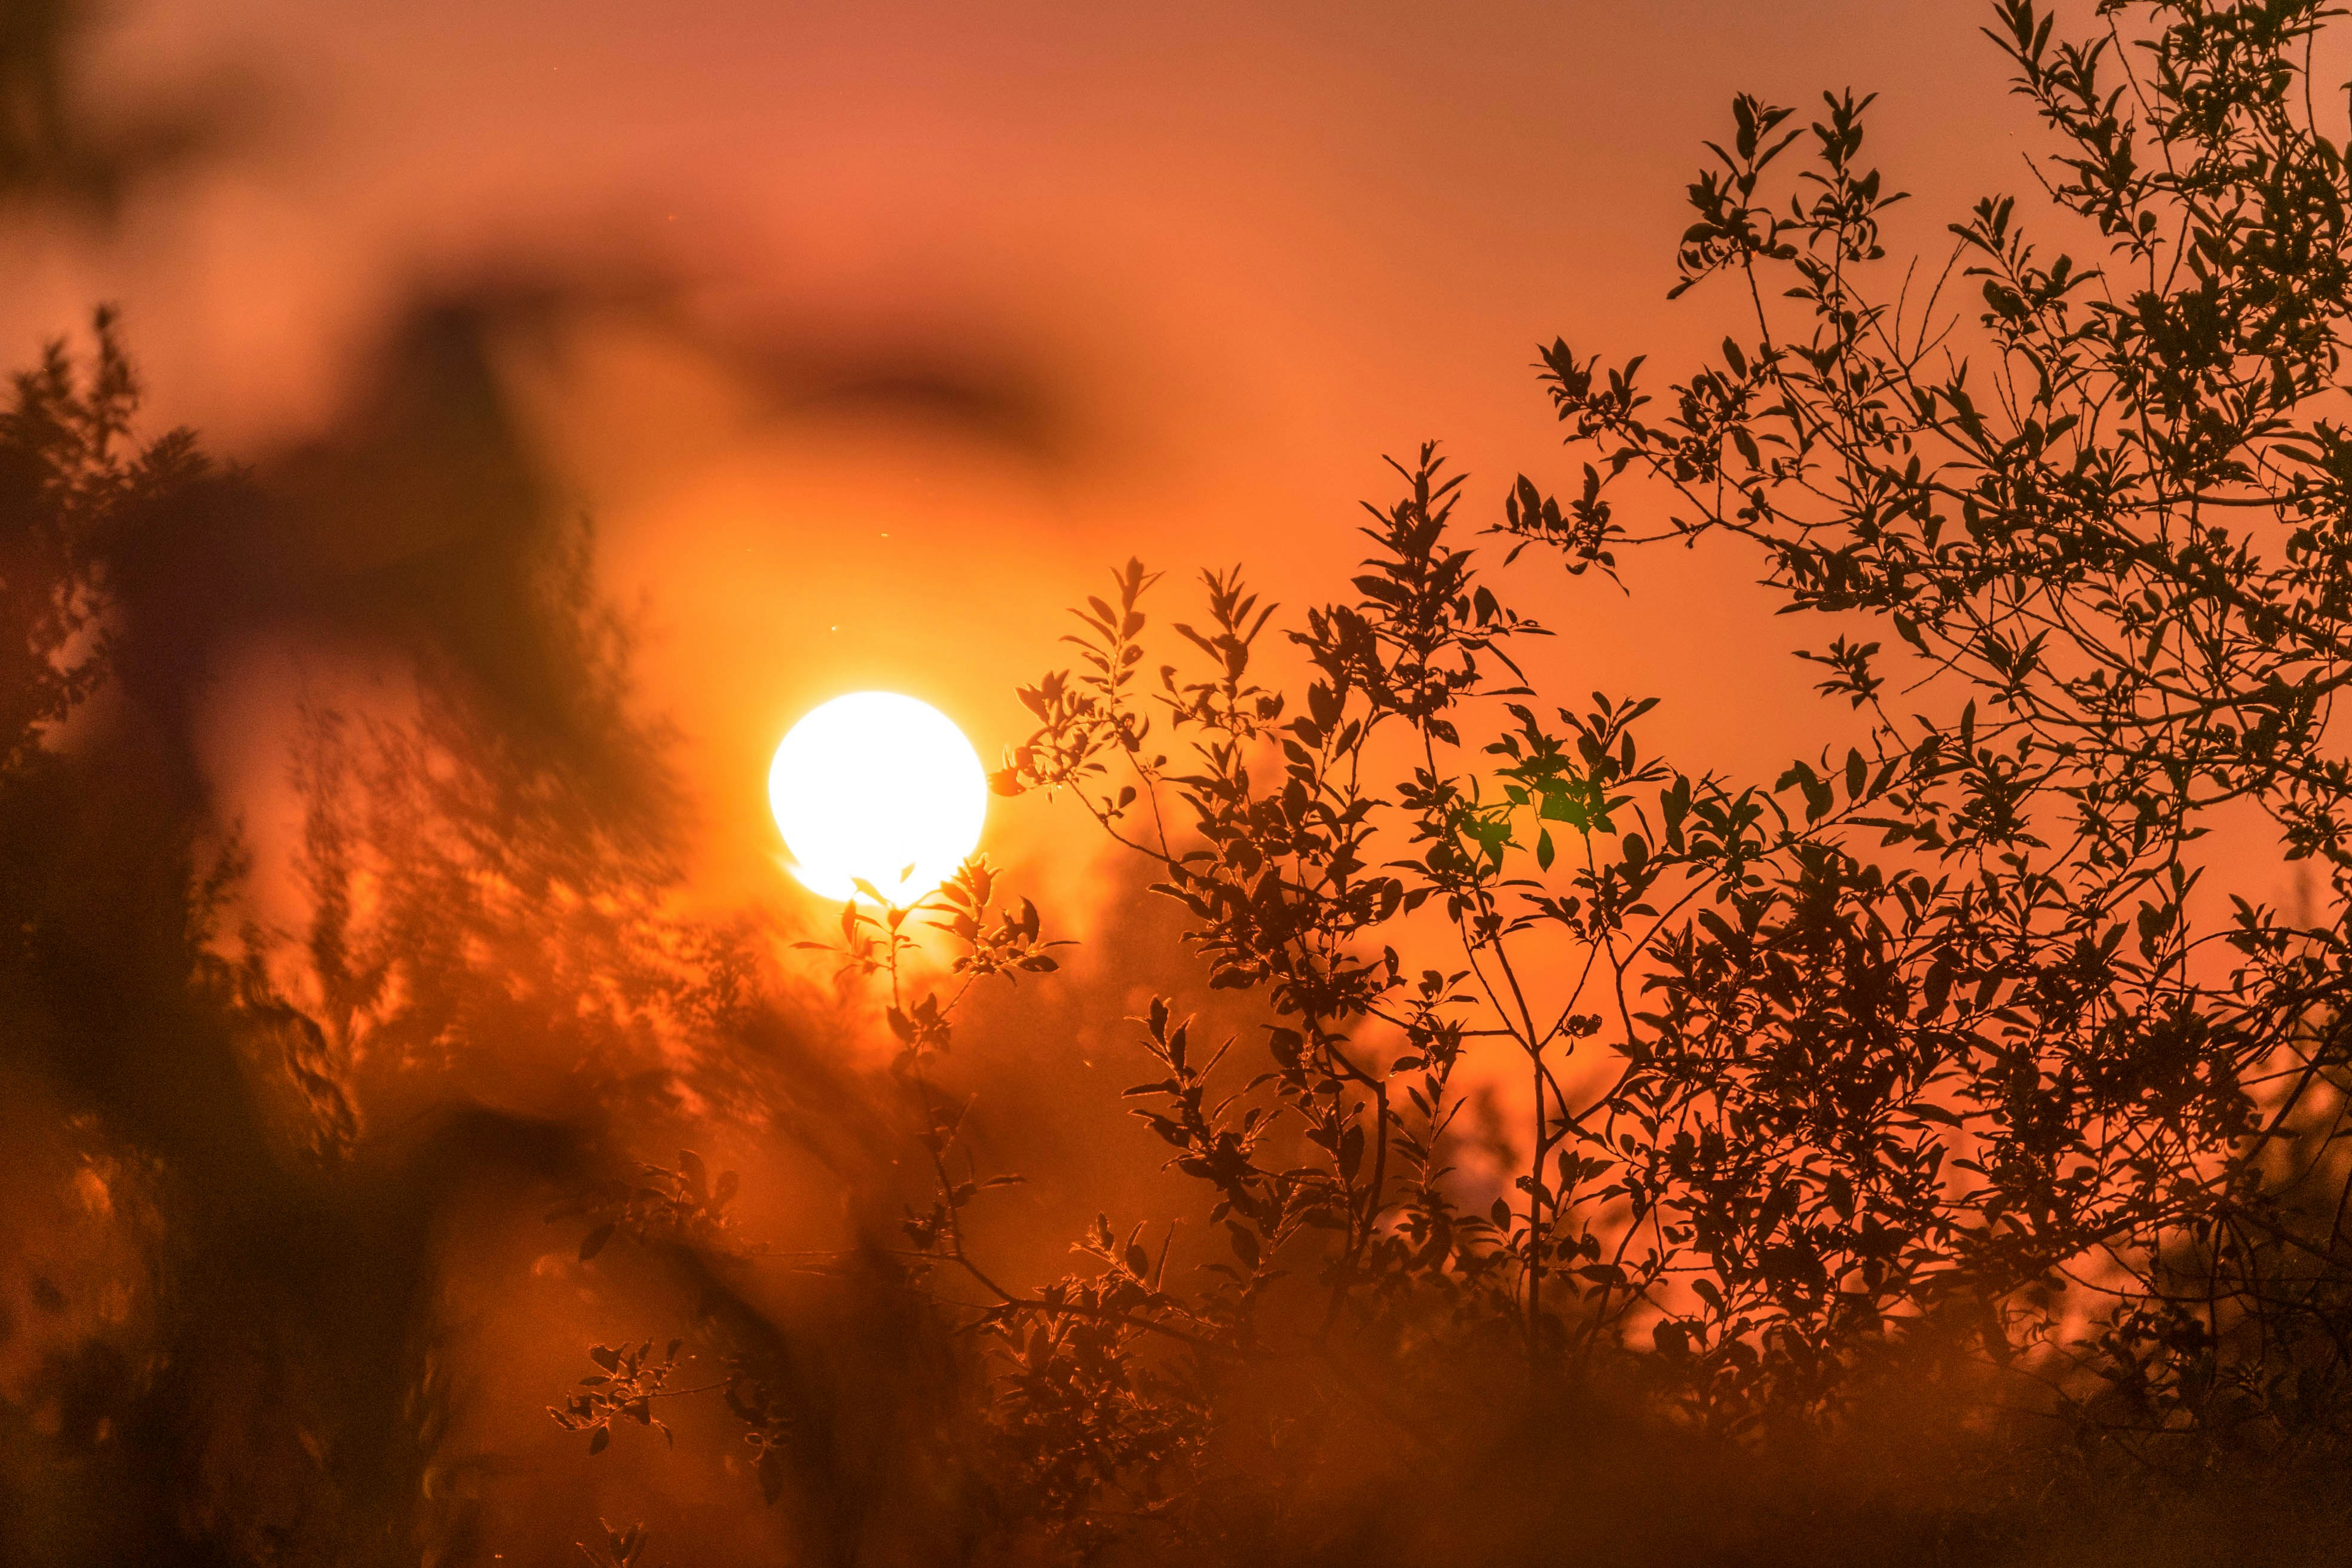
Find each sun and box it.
[768,691,989,905]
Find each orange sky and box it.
[7,0,2116,914]
[19,8,2350,1557]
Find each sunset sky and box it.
[15,5,2352,1563]
[6,0,2066,919]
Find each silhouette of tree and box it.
[964,0,2352,1557]
[16,1,2352,1564]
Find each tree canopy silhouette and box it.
[14,2,2352,1566]
[964,0,2352,1556]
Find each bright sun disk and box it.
[768,691,988,904]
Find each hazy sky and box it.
[13,8,2333,1558]
[14,0,2059,907]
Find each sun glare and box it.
[768,691,988,905]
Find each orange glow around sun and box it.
[767,691,988,904]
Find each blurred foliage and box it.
[17,0,2352,1565]
[0,0,222,216]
